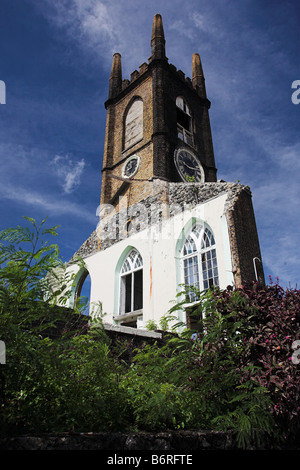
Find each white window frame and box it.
[119,248,143,315]
[181,224,219,300]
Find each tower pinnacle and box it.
[109,52,122,99]
[192,53,206,98]
[150,13,166,60]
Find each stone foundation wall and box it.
[0,430,237,451]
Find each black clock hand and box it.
[182,162,201,172]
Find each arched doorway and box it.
[74,268,91,315]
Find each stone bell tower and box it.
[100,14,217,211]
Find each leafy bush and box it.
[0,218,129,435]
[213,281,300,444]
[125,282,300,448]
[121,342,194,431]
[166,283,300,446]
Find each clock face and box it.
[174,149,204,182]
[122,155,140,179]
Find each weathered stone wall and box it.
[1,429,297,451]
[101,70,154,207]
[71,179,264,288]
[0,430,237,451]
[225,186,264,285]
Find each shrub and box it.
[0,217,129,435]
[168,282,300,447]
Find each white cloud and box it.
[0,142,90,223]
[52,154,86,194]
[169,20,194,40]
[0,182,95,224]
[38,0,120,62]
[190,11,217,35]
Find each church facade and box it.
[66,14,264,329]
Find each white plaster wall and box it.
[69,193,234,328]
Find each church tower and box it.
[100,14,216,211]
[68,14,264,330]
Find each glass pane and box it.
[129,250,136,264]
[201,233,208,249]
[185,132,194,147]
[192,224,202,239]
[183,235,197,255]
[134,253,143,269]
[201,228,215,249]
[184,256,199,290]
[177,127,184,141]
[201,247,219,290]
[121,259,131,274]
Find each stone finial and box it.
[192,53,206,98]
[109,52,122,99]
[150,13,166,60]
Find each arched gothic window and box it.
[181,224,219,300]
[72,268,91,315]
[176,96,193,147]
[124,98,143,150]
[120,248,143,314]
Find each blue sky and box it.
[0,0,299,289]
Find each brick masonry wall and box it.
[101,75,154,207]
[101,57,218,208]
[225,187,264,285]
[163,64,217,182]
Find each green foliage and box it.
[145,314,175,332]
[1,217,299,449]
[121,342,192,431]
[125,283,299,448]
[145,319,158,331]
[0,217,129,435]
[185,175,195,182]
